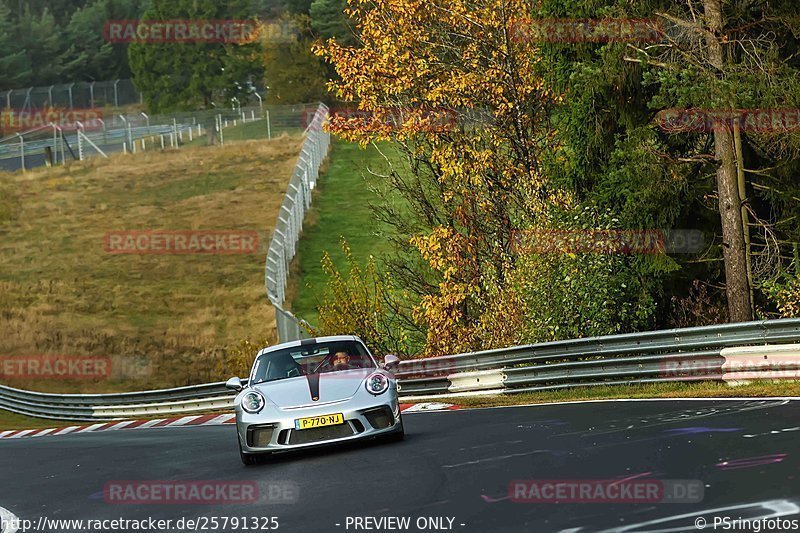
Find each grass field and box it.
[181,118,290,148]
[0,410,61,430]
[288,139,404,325]
[0,134,303,392]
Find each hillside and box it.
[0,136,303,392]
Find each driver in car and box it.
[332,351,353,371]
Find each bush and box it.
[306,239,415,356]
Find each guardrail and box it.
[2,319,799,422]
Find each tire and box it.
[239,437,264,466]
[384,416,405,442]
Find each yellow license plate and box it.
[294,413,344,430]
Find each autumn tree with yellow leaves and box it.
[316,0,558,356]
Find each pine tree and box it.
[13,6,63,86]
[309,0,354,45]
[128,0,263,112]
[0,2,28,89]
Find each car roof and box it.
[255,335,364,357]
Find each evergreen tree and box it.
[60,0,116,81]
[129,0,264,112]
[13,6,63,86]
[537,0,800,323]
[0,2,28,89]
[310,0,354,45]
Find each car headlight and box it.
[365,372,390,395]
[241,390,266,414]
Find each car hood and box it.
[253,369,374,408]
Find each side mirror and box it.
[225,377,243,392]
[383,355,400,372]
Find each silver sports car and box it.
[226,335,404,465]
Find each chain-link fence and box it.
[0,79,142,111]
[265,103,331,343]
[0,103,320,172]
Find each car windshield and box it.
[250,340,376,385]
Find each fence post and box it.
[52,123,57,163]
[266,110,271,139]
[16,134,24,171]
[59,127,66,164]
[113,79,120,108]
[77,124,84,160]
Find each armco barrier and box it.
[1,319,800,421]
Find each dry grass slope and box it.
[0,135,303,392]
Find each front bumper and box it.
[236,395,401,454]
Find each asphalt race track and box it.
[1,399,799,533]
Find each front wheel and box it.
[384,417,405,442]
[239,437,265,466]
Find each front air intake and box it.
[247,425,276,447]
[364,406,394,430]
[288,424,354,445]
